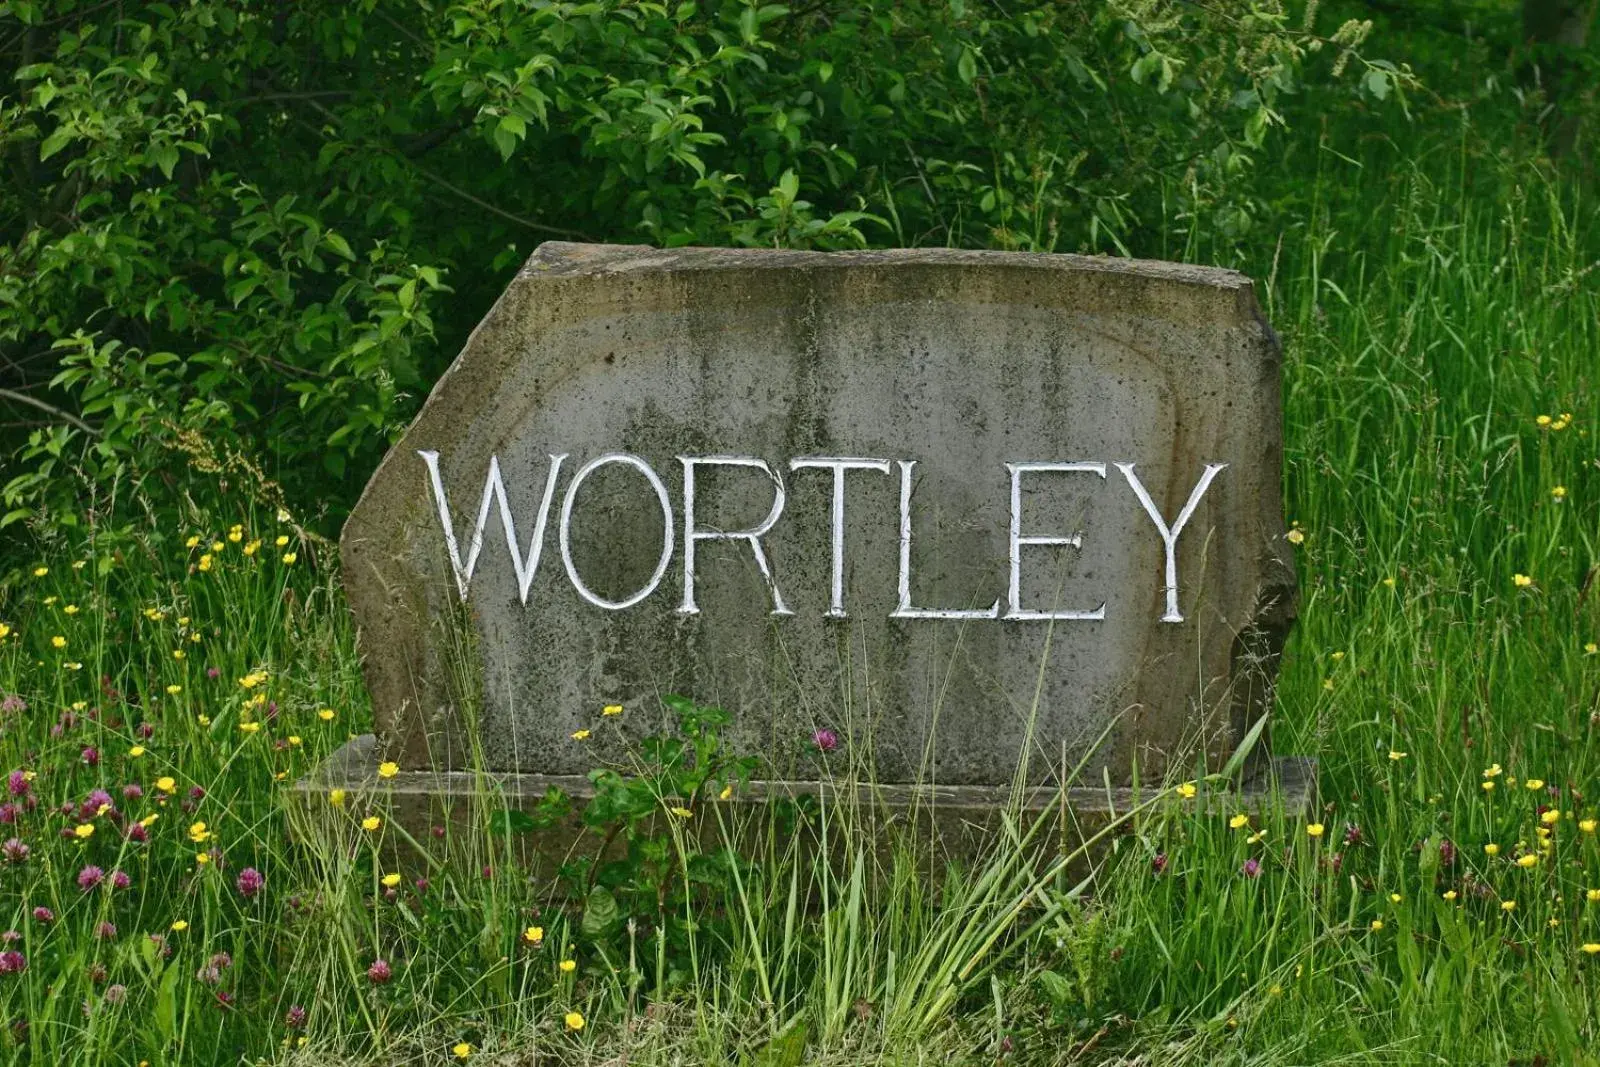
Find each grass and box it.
[3,41,1600,1067]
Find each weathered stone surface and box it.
[342,243,1295,786]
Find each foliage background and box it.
[0,0,1417,532]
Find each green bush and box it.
[0,0,1395,535]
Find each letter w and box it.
[418,450,567,603]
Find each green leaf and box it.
[957,47,977,85]
[150,143,179,179]
[580,885,622,940]
[1037,969,1075,1008]
[323,232,355,261]
[38,127,72,161]
[487,808,539,835]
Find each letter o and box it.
[558,453,675,610]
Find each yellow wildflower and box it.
[1285,527,1305,545]
[275,535,289,547]
[1229,813,1250,829]
[170,919,188,931]
[1552,486,1567,501]
[1517,854,1539,869]
[63,604,78,615]
[1485,843,1501,856]
[50,635,65,649]
[243,540,260,556]
[1306,823,1325,838]
[1537,414,1553,427]
[1390,893,1402,903]
[571,729,591,741]
[1443,890,1458,902]
[239,722,262,735]
[523,926,544,945]
[1526,779,1546,791]
[328,789,346,807]
[1585,944,1600,955]
[74,823,94,840]
[1542,809,1560,825]
[211,541,224,553]
[129,745,145,758]
[1587,643,1599,655]
[377,762,399,779]
[1388,750,1407,761]
[195,852,211,865]
[166,684,182,695]
[1174,782,1197,800]
[1581,819,1597,833]
[1482,780,1495,792]
[188,821,210,843]
[281,552,297,565]
[362,816,381,832]
[381,873,402,888]
[238,671,267,689]
[287,735,302,747]
[1513,574,1533,588]
[1501,900,1517,912]
[719,785,733,801]
[453,1044,471,1060]
[318,708,335,721]
[559,959,576,973]
[670,807,693,818]
[32,566,46,577]
[602,704,623,716]
[1370,919,1384,931]
[564,1011,584,1031]
[156,777,176,793]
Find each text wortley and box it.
[418,450,1226,624]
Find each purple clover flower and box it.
[236,867,264,899]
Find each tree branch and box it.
[0,388,99,436]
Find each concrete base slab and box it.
[292,736,1316,876]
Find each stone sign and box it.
[338,243,1295,794]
